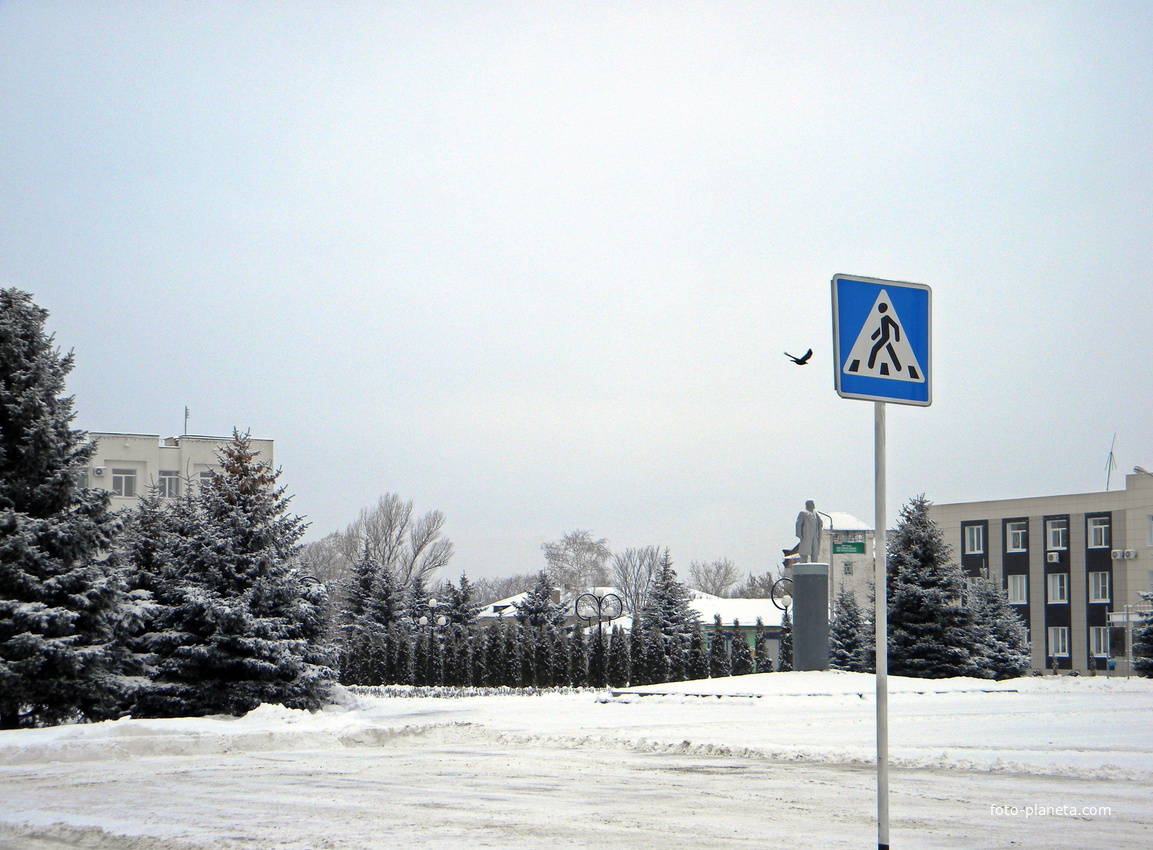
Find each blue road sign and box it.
[832,274,932,406]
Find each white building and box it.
[81,432,274,510]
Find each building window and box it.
[157,470,179,499]
[1006,574,1028,605]
[1047,626,1070,658]
[1089,571,1110,603]
[1046,572,1069,604]
[199,470,215,490]
[77,469,90,489]
[111,469,137,498]
[1090,626,1111,657]
[1087,516,1110,549]
[1006,520,1027,553]
[964,524,985,554]
[1046,518,1068,550]
[843,562,853,576]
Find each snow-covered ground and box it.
[1,672,1150,848]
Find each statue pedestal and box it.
[792,562,829,671]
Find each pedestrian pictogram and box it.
[831,274,931,406]
[842,289,924,382]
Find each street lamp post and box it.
[575,592,623,687]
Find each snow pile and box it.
[1,672,1150,848]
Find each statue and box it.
[783,499,823,564]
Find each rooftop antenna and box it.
[184,406,190,436]
[1105,433,1117,490]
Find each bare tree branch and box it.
[611,546,660,613]
[541,529,612,591]
[688,558,742,597]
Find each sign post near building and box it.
[831,274,932,850]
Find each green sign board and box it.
[833,541,866,555]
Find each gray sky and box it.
[3,2,1151,581]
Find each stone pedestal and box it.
[792,562,829,671]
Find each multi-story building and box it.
[930,472,1153,674]
[80,432,274,510]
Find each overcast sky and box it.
[3,2,1151,581]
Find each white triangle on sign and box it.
[842,289,925,382]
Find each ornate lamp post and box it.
[575,592,623,687]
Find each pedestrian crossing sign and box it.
[832,274,932,406]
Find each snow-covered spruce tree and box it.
[640,630,669,685]
[628,619,645,684]
[730,620,755,676]
[886,495,974,679]
[607,625,630,688]
[666,634,687,682]
[1133,594,1153,677]
[514,570,564,629]
[778,608,793,671]
[387,621,410,685]
[0,289,124,728]
[444,572,479,631]
[754,617,773,674]
[442,626,459,686]
[338,544,392,685]
[533,622,556,687]
[127,431,333,717]
[636,550,697,683]
[480,625,500,687]
[708,615,731,678]
[571,625,590,687]
[829,588,871,673]
[965,577,1030,680]
[688,619,709,680]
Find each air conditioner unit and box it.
[93,467,106,477]
[1124,549,1138,560]
[1046,552,1060,563]
[1111,549,1123,560]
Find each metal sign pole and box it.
[832,273,930,850]
[875,400,889,850]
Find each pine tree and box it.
[708,615,731,678]
[688,620,710,680]
[886,495,975,679]
[126,431,333,717]
[778,608,793,672]
[607,625,631,688]
[0,290,124,728]
[730,620,755,676]
[965,577,1031,680]
[829,588,870,673]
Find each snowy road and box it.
[1,672,1150,848]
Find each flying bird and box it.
[785,349,813,365]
